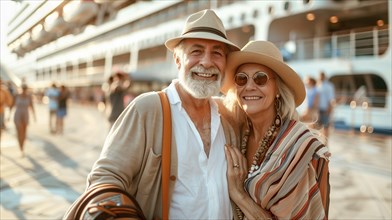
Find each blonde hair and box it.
[275,77,299,121]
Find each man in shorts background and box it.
[317,71,335,143]
[45,82,60,134]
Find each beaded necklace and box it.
[235,113,282,220]
[240,113,282,176]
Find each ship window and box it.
[228,16,233,24]
[253,10,258,19]
[78,63,87,69]
[91,58,105,75]
[78,62,87,77]
[112,53,130,66]
[138,45,166,67]
[284,2,290,11]
[268,6,274,15]
[330,73,387,108]
[227,25,255,48]
[66,65,73,72]
[66,65,73,79]
[93,58,105,67]
[240,13,246,21]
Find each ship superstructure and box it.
[3,0,391,134]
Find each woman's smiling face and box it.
[235,63,278,117]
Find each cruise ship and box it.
[2,0,391,134]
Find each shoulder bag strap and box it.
[158,91,171,220]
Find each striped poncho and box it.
[244,120,330,219]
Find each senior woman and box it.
[221,41,330,219]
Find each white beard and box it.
[179,65,222,99]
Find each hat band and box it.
[182,27,227,39]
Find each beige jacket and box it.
[86,91,239,219]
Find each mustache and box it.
[190,65,220,75]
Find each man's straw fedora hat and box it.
[221,40,305,107]
[165,9,239,52]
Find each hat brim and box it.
[221,51,305,107]
[165,32,240,52]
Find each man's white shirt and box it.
[165,81,233,219]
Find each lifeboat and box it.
[94,0,130,9]
[10,40,25,57]
[44,11,69,36]
[63,0,99,26]
[31,24,55,45]
[20,32,38,52]
[14,47,26,57]
[20,39,34,52]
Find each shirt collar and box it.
[164,80,182,112]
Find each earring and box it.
[274,95,282,127]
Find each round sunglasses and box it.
[234,71,273,87]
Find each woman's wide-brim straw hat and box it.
[221,40,305,107]
[165,9,240,52]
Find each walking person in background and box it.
[45,82,59,134]
[69,9,241,219]
[10,84,36,158]
[108,71,130,127]
[221,41,330,219]
[56,85,70,135]
[101,76,113,118]
[1,80,15,130]
[6,81,16,99]
[301,75,319,126]
[0,78,13,147]
[317,71,335,142]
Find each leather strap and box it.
[158,91,171,220]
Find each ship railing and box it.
[278,26,389,61]
[335,90,387,109]
[336,89,390,134]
